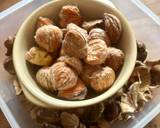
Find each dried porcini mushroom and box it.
[12,79,22,95]
[103,13,122,43]
[25,47,53,66]
[58,79,87,100]
[80,64,101,86]
[60,112,79,128]
[50,62,78,90]
[3,56,15,75]
[35,25,63,53]
[4,36,15,56]
[30,107,60,124]
[37,17,53,29]
[63,23,88,59]
[59,5,82,28]
[137,41,147,62]
[90,66,115,92]
[82,102,104,123]
[150,64,160,85]
[104,101,120,121]
[89,28,111,46]
[82,19,103,32]
[57,56,83,74]
[105,47,125,71]
[86,39,108,65]
[97,119,111,128]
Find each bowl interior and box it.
[13,0,136,108]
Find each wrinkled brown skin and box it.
[105,47,125,71]
[90,66,115,92]
[62,28,87,59]
[103,13,122,44]
[80,64,101,86]
[36,16,53,29]
[35,25,63,53]
[89,28,111,46]
[58,79,87,100]
[59,5,82,28]
[82,19,103,32]
[86,39,108,65]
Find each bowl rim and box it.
[13,0,137,108]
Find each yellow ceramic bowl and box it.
[13,0,137,108]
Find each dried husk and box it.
[86,39,108,65]
[25,47,53,66]
[57,56,83,74]
[35,25,63,53]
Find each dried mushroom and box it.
[105,47,124,71]
[150,64,160,85]
[89,28,111,46]
[37,17,53,29]
[85,39,107,65]
[97,119,111,128]
[13,79,22,95]
[60,112,79,128]
[57,56,83,74]
[90,66,115,92]
[59,5,82,28]
[137,41,148,62]
[82,19,103,32]
[82,102,104,123]
[25,47,53,66]
[3,56,15,75]
[35,25,63,53]
[80,64,101,86]
[30,107,60,124]
[103,13,122,43]
[62,23,88,59]
[4,36,15,56]
[58,79,87,100]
